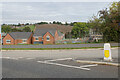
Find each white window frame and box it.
[22,39,27,43]
[6,40,11,43]
[46,35,50,41]
[35,37,39,41]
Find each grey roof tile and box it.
[9,32,32,39]
[33,28,56,37]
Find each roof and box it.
[33,28,56,37]
[57,31,63,36]
[8,32,32,39]
[35,24,73,34]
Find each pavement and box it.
[2,43,119,48]
[1,48,119,78]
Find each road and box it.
[2,48,119,78]
[2,43,119,48]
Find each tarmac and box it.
[2,47,119,66]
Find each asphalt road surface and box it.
[1,48,119,78]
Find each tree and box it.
[37,22,48,25]
[23,27,31,32]
[71,22,89,38]
[17,23,21,26]
[11,28,22,32]
[70,22,76,26]
[88,2,120,42]
[53,21,56,24]
[2,25,12,33]
[65,22,68,25]
[88,16,102,35]
[25,23,29,25]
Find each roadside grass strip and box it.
[2,46,119,50]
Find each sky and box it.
[1,1,118,24]
[0,0,119,2]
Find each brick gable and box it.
[3,34,15,45]
[43,32,55,45]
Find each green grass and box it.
[2,46,119,50]
[29,25,35,31]
[18,25,35,31]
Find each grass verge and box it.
[2,46,119,50]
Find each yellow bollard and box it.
[104,43,112,61]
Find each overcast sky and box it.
[1,2,117,24]
[0,0,119,2]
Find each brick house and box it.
[3,32,33,45]
[33,28,64,45]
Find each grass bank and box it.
[18,25,35,31]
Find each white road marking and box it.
[18,57,23,59]
[2,57,10,59]
[2,57,34,60]
[9,58,18,60]
[45,58,73,62]
[80,64,98,68]
[1,57,18,60]
[26,58,34,60]
[37,61,90,71]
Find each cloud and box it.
[2,2,111,24]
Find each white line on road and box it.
[80,64,98,68]
[45,58,73,62]
[1,57,18,60]
[26,58,34,60]
[37,61,90,71]
[10,58,18,60]
[1,57,10,59]
[18,57,23,59]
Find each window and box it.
[6,40,11,43]
[22,39,27,43]
[46,36,50,41]
[35,37,39,41]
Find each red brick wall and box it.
[15,40,22,44]
[14,33,33,44]
[3,33,33,45]
[43,32,55,45]
[55,30,59,41]
[3,34,15,45]
[55,30,64,41]
[32,36,42,43]
[27,33,33,44]
[0,34,1,39]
